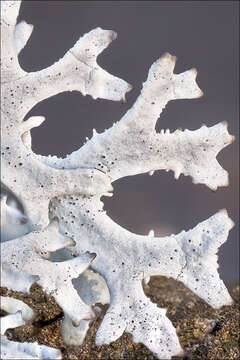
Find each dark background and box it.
[18,1,239,287]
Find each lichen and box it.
[0,1,235,359]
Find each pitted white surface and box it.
[1,1,234,358]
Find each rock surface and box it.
[1,277,239,360]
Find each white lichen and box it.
[1,335,62,360]
[1,296,35,322]
[0,300,62,359]
[0,1,235,359]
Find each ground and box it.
[1,276,239,360]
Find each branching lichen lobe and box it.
[0,1,235,359]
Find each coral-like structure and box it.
[1,1,235,359]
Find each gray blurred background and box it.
[18,1,239,287]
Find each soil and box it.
[1,277,239,360]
